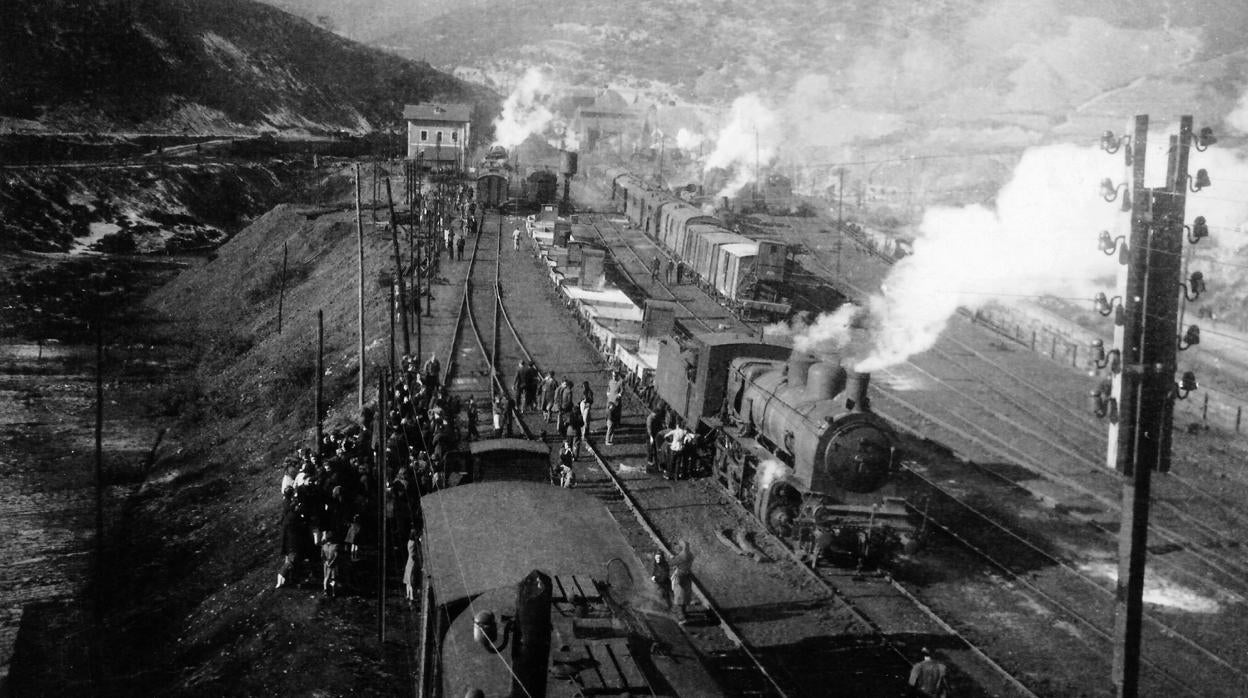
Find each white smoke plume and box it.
[850,143,1130,372]
[755,458,792,492]
[493,67,556,149]
[766,304,861,354]
[676,127,705,152]
[703,94,779,200]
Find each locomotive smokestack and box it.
[844,371,871,412]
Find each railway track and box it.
[490,231,787,696]
[787,248,1248,692]
[492,221,1055,696]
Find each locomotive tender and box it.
[654,330,916,564]
[417,481,723,698]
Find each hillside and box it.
[0,0,497,135]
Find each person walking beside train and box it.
[321,530,342,598]
[664,419,690,481]
[540,371,558,424]
[670,541,695,624]
[908,648,949,698]
[465,395,480,442]
[513,226,521,250]
[605,398,621,446]
[555,378,575,435]
[579,381,594,445]
[645,405,663,469]
[403,528,419,605]
[456,231,466,261]
[651,255,660,282]
[650,552,672,609]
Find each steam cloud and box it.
[766,303,860,354]
[755,458,792,493]
[493,67,556,149]
[850,143,1131,371]
[676,128,705,151]
[703,94,779,200]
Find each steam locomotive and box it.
[654,330,918,565]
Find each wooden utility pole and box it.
[94,322,104,623]
[277,242,288,334]
[384,178,412,357]
[356,163,366,411]
[315,309,324,452]
[377,369,387,646]
[836,167,846,274]
[1109,115,1195,697]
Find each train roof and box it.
[466,437,549,457]
[720,241,758,258]
[686,222,731,237]
[697,230,751,247]
[421,482,636,604]
[663,204,720,228]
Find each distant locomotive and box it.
[476,145,511,208]
[654,330,917,565]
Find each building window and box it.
[420,130,428,141]
[437,131,443,143]
[451,131,458,142]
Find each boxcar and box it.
[417,482,724,698]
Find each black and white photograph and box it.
[3,0,1248,695]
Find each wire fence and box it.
[970,304,1248,433]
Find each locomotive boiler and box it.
[654,330,917,564]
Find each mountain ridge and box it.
[0,0,498,136]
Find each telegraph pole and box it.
[355,163,366,411]
[1107,115,1197,697]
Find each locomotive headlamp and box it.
[1196,126,1217,151]
[472,610,512,653]
[1178,324,1201,350]
[1186,216,1209,244]
[1176,371,1199,399]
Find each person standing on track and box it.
[465,396,480,442]
[555,378,575,435]
[605,398,621,446]
[650,552,671,609]
[513,226,521,250]
[670,541,694,624]
[908,648,949,697]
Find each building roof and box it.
[403,102,472,122]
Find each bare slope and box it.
[0,0,496,134]
[100,175,410,693]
